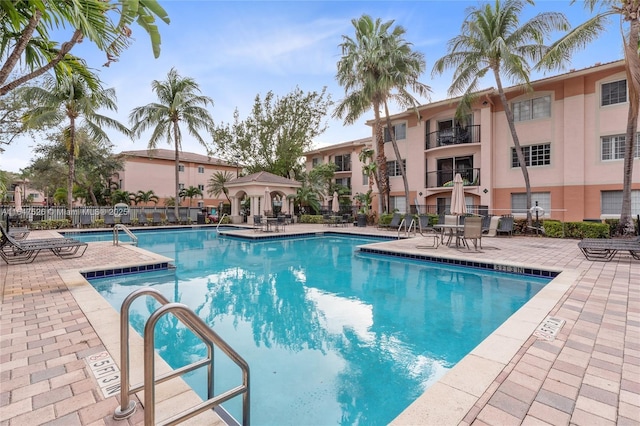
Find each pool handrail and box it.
[113,287,250,426]
[216,213,227,231]
[113,224,138,246]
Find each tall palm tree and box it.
[19,73,129,207]
[135,190,159,206]
[432,0,569,226]
[334,14,431,213]
[179,185,202,208]
[538,0,638,235]
[358,147,378,193]
[129,68,215,218]
[207,171,234,204]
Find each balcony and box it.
[425,125,480,150]
[426,168,481,188]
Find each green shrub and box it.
[299,214,324,224]
[93,219,105,228]
[542,220,609,239]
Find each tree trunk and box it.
[0,9,42,87]
[384,101,410,213]
[493,68,533,226]
[373,104,389,213]
[0,30,83,96]
[173,122,180,219]
[67,121,76,208]
[620,16,640,235]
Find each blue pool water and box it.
[87,229,549,425]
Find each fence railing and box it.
[1,206,203,227]
[425,124,481,149]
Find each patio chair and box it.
[481,215,492,233]
[577,236,640,261]
[276,215,287,232]
[341,214,352,227]
[0,225,87,264]
[253,215,265,232]
[379,212,402,230]
[151,212,162,226]
[79,214,92,228]
[137,213,149,226]
[120,214,131,226]
[497,215,514,236]
[460,216,483,251]
[104,214,115,227]
[416,215,439,249]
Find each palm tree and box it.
[358,148,378,194]
[207,171,234,204]
[135,190,159,206]
[129,68,215,218]
[111,190,135,205]
[19,73,129,207]
[432,0,569,226]
[538,0,638,235]
[288,184,321,215]
[0,0,170,96]
[179,186,203,208]
[334,14,431,214]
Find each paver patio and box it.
[1,225,638,425]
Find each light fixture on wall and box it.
[483,188,489,194]
[419,192,423,196]
[482,100,488,106]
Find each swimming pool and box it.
[87,229,549,425]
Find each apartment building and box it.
[117,149,239,207]
[307,60,639,222]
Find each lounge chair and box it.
[577,236,640,261]
[120,214,131,226]
[0,225,87,264]
[460,216,483,250]
[379,213,402,230]
[79,214,92,228]
[104,214,115,227]
[481,215,492,233]
[179,212,189,224]
[8,227,30,241]
[137,213,149,226]
[151,212,162,226]
[166,212,178,225]
[497,215,514,236]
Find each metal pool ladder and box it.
[113,224,138,246]
[113,288,250,426]
[216,213,228,231]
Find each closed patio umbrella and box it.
[332,191,340,213]
[264,187,271,214]
[14,186,22,213]
[450,173,466,223]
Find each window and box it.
[511,192,551,216]
[335,177,351,189]
[178,183,185,190]
[178,164,185,172]
[386,159,406,177]
[198,184,205,191]
[197,201,204,208]
[312,157,320,167]
[198,166,205,174]
[601,190,640,215]
[601,134,640,161]
[601,80,627,106]
[511,143,551,167]
[334,154,351,172]
[362,171,369,186]
[384,123,407,142]
[512,95,551,121]
[390,196,407,213]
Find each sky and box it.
[0,0,625,174]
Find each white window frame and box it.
[512,95,551,122]
[601,133,640,161]
[601,79,627,107]
[511,192,551,218]
[511,143,551,168]
[386,159,406,177]
[197,184,205,191]
[389,196,407,213]
[384,122,407,142]
[197,166,205,174]
[178,183,185,190]
[178,164,185,172]
[601,190,640,217]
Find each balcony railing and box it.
[426,168,480,188]
[425,125,481,149]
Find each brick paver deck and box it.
[1,225,638,425]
